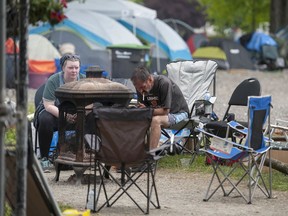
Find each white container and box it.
[86,190,95,210]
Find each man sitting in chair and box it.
[131,65,189,149]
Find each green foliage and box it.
[30,0,67,26]
[197,0,270,34]
[4,202,12,216]
[5,127,16,146]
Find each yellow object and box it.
[62,209,90,216]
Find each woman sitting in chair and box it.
[37,54,85,161]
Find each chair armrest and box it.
[227,120,248,135]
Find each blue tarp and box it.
[246,32,277,52]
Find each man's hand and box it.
[137,102,146,108]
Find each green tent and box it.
[193,47,229,70]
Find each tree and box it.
[270,0,288,33]
[6,0,67,37]
[197,0,270,35]
[144,0,206,28]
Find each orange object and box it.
[5,38,19,54]
[29,60,56,73]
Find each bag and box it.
[33,100,45,128]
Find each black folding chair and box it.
[85,107,160,214]
[204,77,261,140]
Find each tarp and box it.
[246,32,277,52]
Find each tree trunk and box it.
[270,0,288,34]
[264,157,288,175]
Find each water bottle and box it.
[204,91,211,101]
[86,190,95,210]
[203,91,212,115]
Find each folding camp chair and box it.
[33,83,58,160]
[85,107,160,214]
[160,60,218,161]
[196,95,272,204]
[204,77,261,140]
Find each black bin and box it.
[108,44,150,79]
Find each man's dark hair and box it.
[131,65,151,83]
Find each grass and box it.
[158,153,288,191]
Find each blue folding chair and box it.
[196,95,272,204]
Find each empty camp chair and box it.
[160,60,218,160]
[204,77,261,140]
[196,95,272,204]
[85,107,160,214]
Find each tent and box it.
[119,17,192,73]
[186,33,208,54]
[193,47,229,70]
[28,34,61,89]
[29,9,144,75]
[163,18,208,54]
[5,35,61,89]
[196,38,255,70]
[66,0,192,73]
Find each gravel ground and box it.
[44,167,288,216]
[26,69,288,215]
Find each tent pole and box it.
[155,19,160,73]
[0,0,7,215]
[15,0,29,215]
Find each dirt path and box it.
[35,69,288,215]
[45,167,288,216]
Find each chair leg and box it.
[203,154,251,203]
[90,161,160,214]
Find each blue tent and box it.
[29,9,144,74]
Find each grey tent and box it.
[200,38,255,70]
